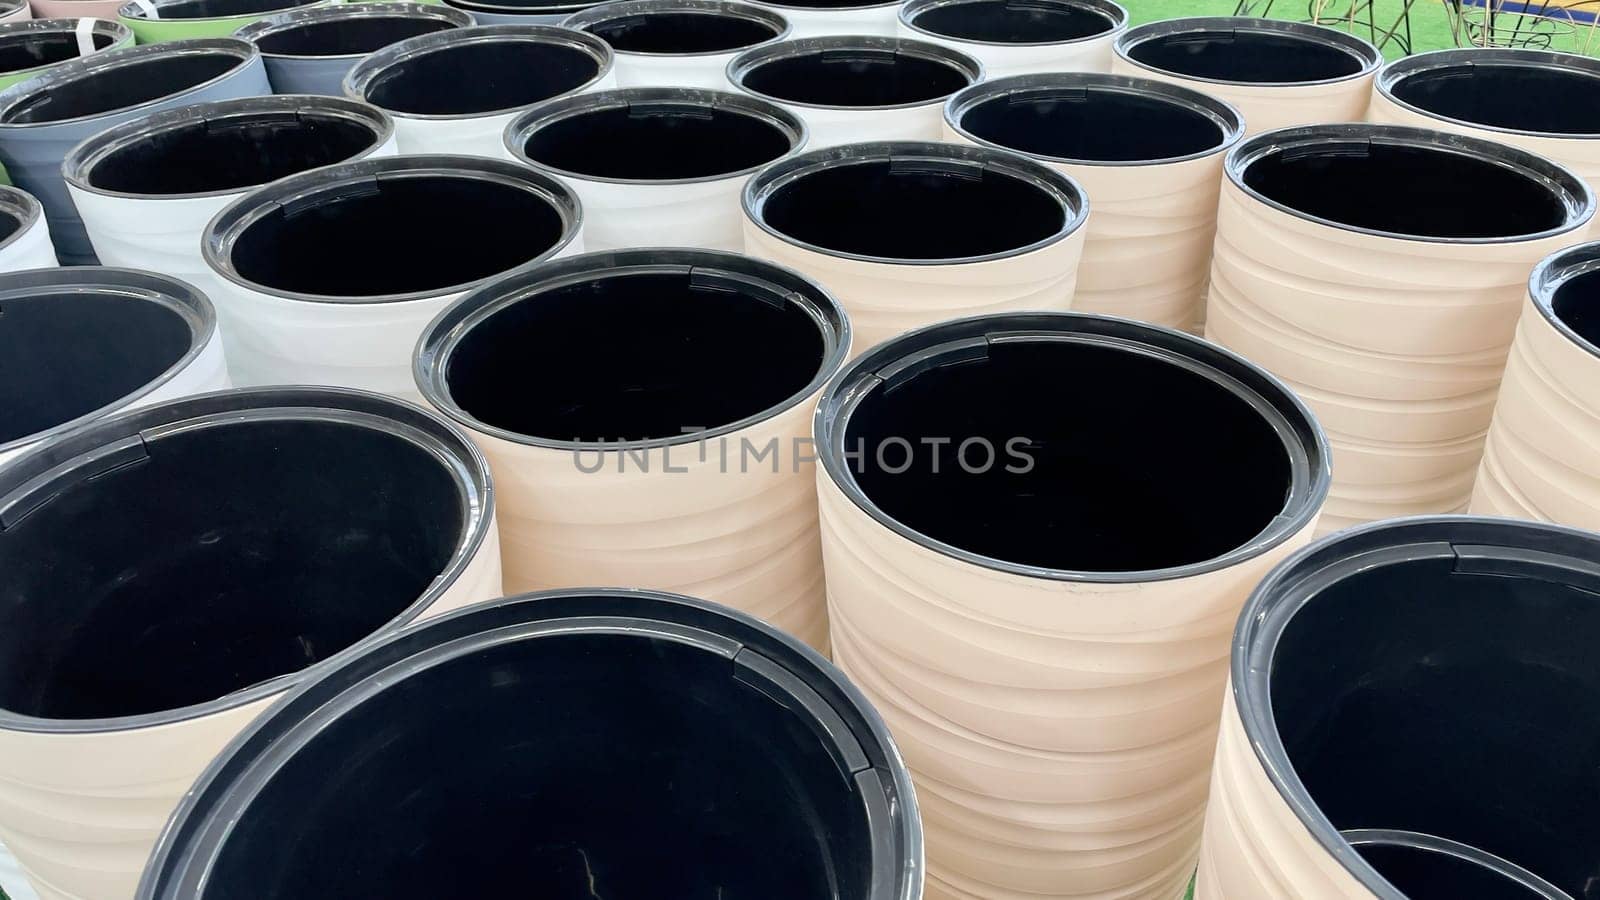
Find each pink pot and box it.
[27,0,116,17]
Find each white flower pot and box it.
[0,183,54,272]
[898,0,1126,78]
[563,0,789,90]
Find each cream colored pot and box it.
[415,248,849,650]
[944,73,1242,331]
[897,0,1126,78]
[815,311,1330,899]
[1113,17,1380,135]
[1207,123,1593,534]
[742,141,1089,353]
[0,386,501,900]
[562,0,789,90]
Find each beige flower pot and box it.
[1197,515,1600,900]
[742,141,1089,354]
[1112,17,1380,135]
[943,73,1243,331]
[0,386,501,900]
[415,248,848,650]
[897,0,1126,78]
[815,311,1330,899]
[1206,123,1593,534]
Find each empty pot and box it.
[30,0,121,19]
[1207,123,1594,534]
[1197,515,1600,900]
[815,311,1329,899]
[742,0,898,38]
[728,36,980,148]
[0,183,54,270]
[0,38,267,264]
[235,2,474,96]
[344,23,613,156]
[442,0,605,25]
[1113,17,1381,135]
[945,73,1243,330]
[0,18,132,91]
[742,140,1088,351]
[0,268,225,470]
[204,153,581,395]
[415,248,849,649]
[897,0,1126,78]
[0,385,499,900]
[117,0,329,42]
[563,0,788,90]
[507,87,803,250]
[63,94,395,298]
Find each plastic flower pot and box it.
[343,23,613,155]
[742,140,1088,352]
[0,386,499,900]
[136,587,921,900]
[1113,17,1380,136]
[203,153,582,395]
[63,95,395,302]
[563,0,788,90]
[0,38,267,264]
[0,18,133,91]
[415,248,848,649]
[741,0,897,38]
[1206,123,1593,534]
[1197,515,1600,900]
[897,0,1126,79]
[507,87,804,250]
[441,0,605,25]
[116,0,330,43]
[235,2,473,95]
[0,268,224,471]
[1370,49,1600,203]
[0,183,54,270]
[30,0,123,19]
[814,311,1329,899]
[0,1,26,22]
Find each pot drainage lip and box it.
[1376,47,1600,141]
[898,0,1128,48]
[727,35,983,112]
[1114,15,1381,89]
[236,2,475,61]
[562,0,791,58]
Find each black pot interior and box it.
[254,16,460,57]
[193,629,873,898]
[740,49,970,107]
[85,111,379,195]
[843,335,1292,571]
[228,175,564,296]
[910,0,1115,43]
[1268,554,1600,899]
[761,0,884,8]
[362,40,599,116]
[142,0,316,19]
[1351,839,1566,900]
[587,11,779,53]
[1242,142,1569,239]
[957,87,1226,162]
[1552,268,1600,348]
[2,51,242,125]
[760,159,1066,259]
[445,270,825,442]
[1126,29,1364,83]
[1390,62,1600,136]
[0,208,19,243]
[519,103,793,179]
[0,30,117,75]
[0,416,465,720]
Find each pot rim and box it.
[0,182,42,255]
[234,2,476,61]
[505,86,807,185]
[0,38,260,131]
[0,0,24,16]
[562,0,791,59]
[898,0,1127,49]
[1114,16,1381,89]
[414,246,852,451]
[118,0,322,24]
[343,24,613,122]
[726,35,983,112]
[1376,47,1600,141]
[1341,829,1576,900]
[61,94,396,201]
[743,139,1089,266]
[202,153,583,306]
[1230,514,1600,900]
[1227,122,1596,245]
[443,0,607,15]
[813,310,1332,584]
[943,71,1245,167]
[1529,239,1600,361]
[0,18,134,80]
[743,0,901,13]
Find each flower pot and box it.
[814,311,1329,899]
[897,0,1126,78]
[0,1,28,22]
[235,1,473,95]
[507,87,803,250]
[204,153,581,395]
[441,0,603,25]
[117,0,330,42]
[743,140,1088,352]
[1197,515,1600,900]
[343,23,612,155]
[1113,17,1380,135]
[0,183,53,270]
[0,18,132,91]
[136,588,921,900]
[0,268,224,470]
[29,0,122,19]
[563,0,788,90]
[63,94,395,297]
[0,385,499,900]
[1206,123,1594,534]
[741,0,897,38]
[415,248,849,649]
[0,38,267,264]
[944,72,1243,331]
